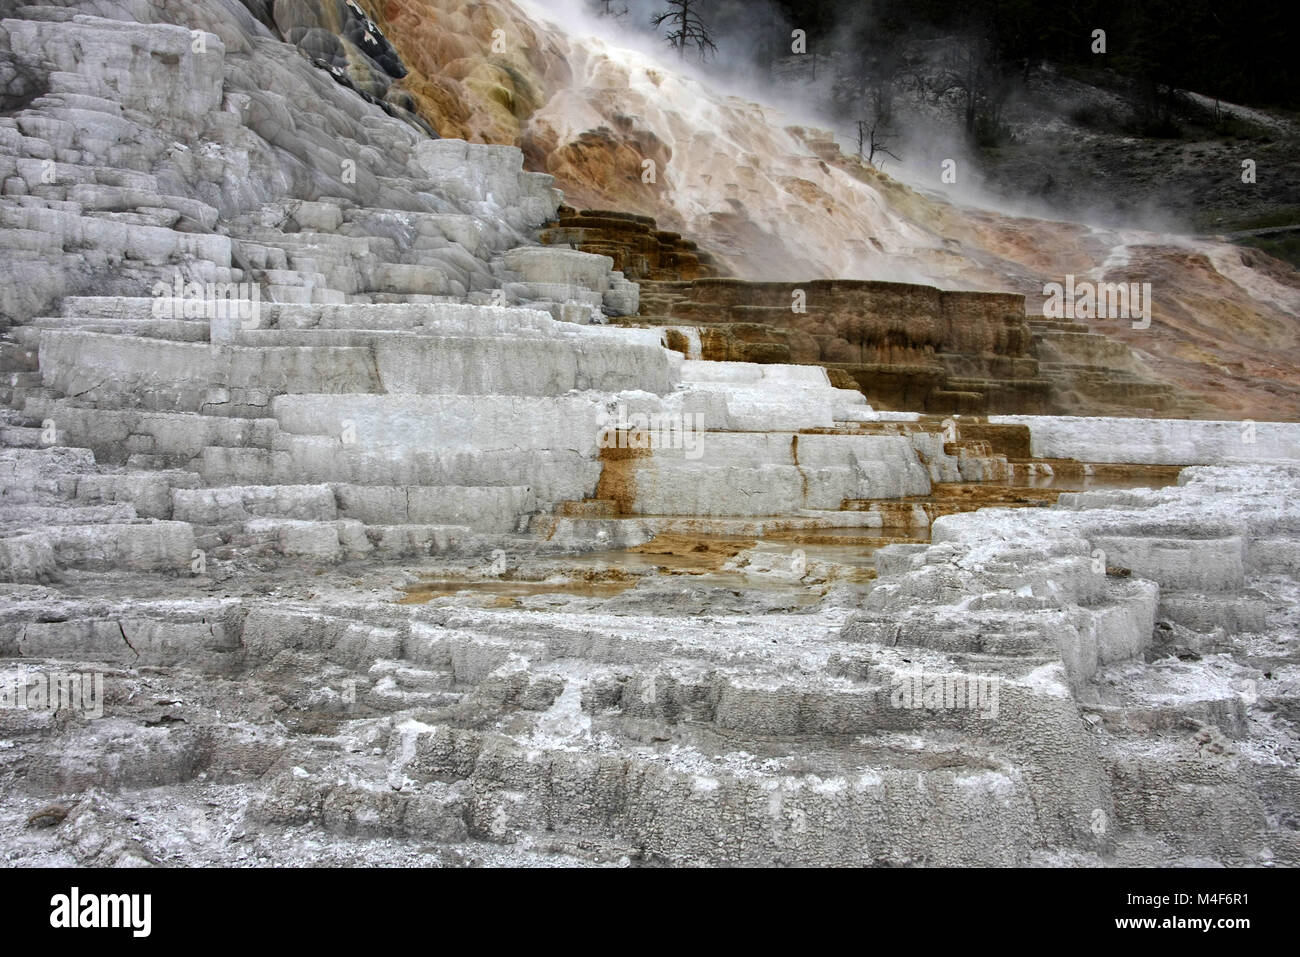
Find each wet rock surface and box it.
[2,464,1298,866]
[0,0,1297,867]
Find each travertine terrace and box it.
[0,0,1297,868]
[540,211,1187,416]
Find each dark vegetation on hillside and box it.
[669,0,1299,112]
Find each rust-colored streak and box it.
[594,429,653,515]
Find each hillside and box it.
[278,0,1300,419]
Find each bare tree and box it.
[857,117,900,169]
[651,0,718,61]
[593,0,628,18]
[834,48,902,169]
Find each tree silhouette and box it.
[651,0,718,61]
[857,117,899,169]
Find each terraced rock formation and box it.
[351,0,1300,422]
[630,278,1051,414]
[607,275,1188,417]
[533,207,1188,416]
[1,1,1298,868]
[539,206,724,282]
[5,447,1300,866]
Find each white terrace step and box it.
[1086,533,1246,594]
[209,321,670,358]
[0,445,96,491]
[363,659,461,709]
[1081,658,1251,739]
[61,296,220,320]
[29,315,209,341]
[232,233,396,293]
[0,424,44,447]
[24,402,279,462]
[59,296,539,327]
[199,445,597,506]
[531,509,886,549]
[570,653,1061,738]
[42,188,169,226]
[171,484,339,525]
[234,228,381,252]
[73,470,202,519]
[0,520,195,583]
[170,483,535,534]
[274,287,348,306]
[235,228,494,299]
[37,324,676,410]
[27,89,131,115]
[0,595,248,673]
[989,415,1300,465]
[52,300,672,352]
[680,360,833,385]
[0,156,159,193]
[332,484,535,532]
[235,518,470,562]
[0,203,231,266]
[63,183,219,230]
[37,331,385,412]
[0,502,139,525]
[0,229,62,264]
[46,521,193,570]
[1100,739,1270,862]
[1,444,203,517]
[268,393,605,450]
[341,208,496,256]
[229,240,289,272]
[616,465,918,516]
[673,359,875,428]
[503,246,614,289]
[626,430,929,472]
[601,431,932,516]
[0,195,83,218]
[847,583,1157,684]
[505,282,602,307]
[387,718,1055,866]
[676,385,846,431]
[242,199,345,233]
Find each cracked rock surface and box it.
[1,0,1297,867]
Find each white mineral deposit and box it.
[0,0,1295,877]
